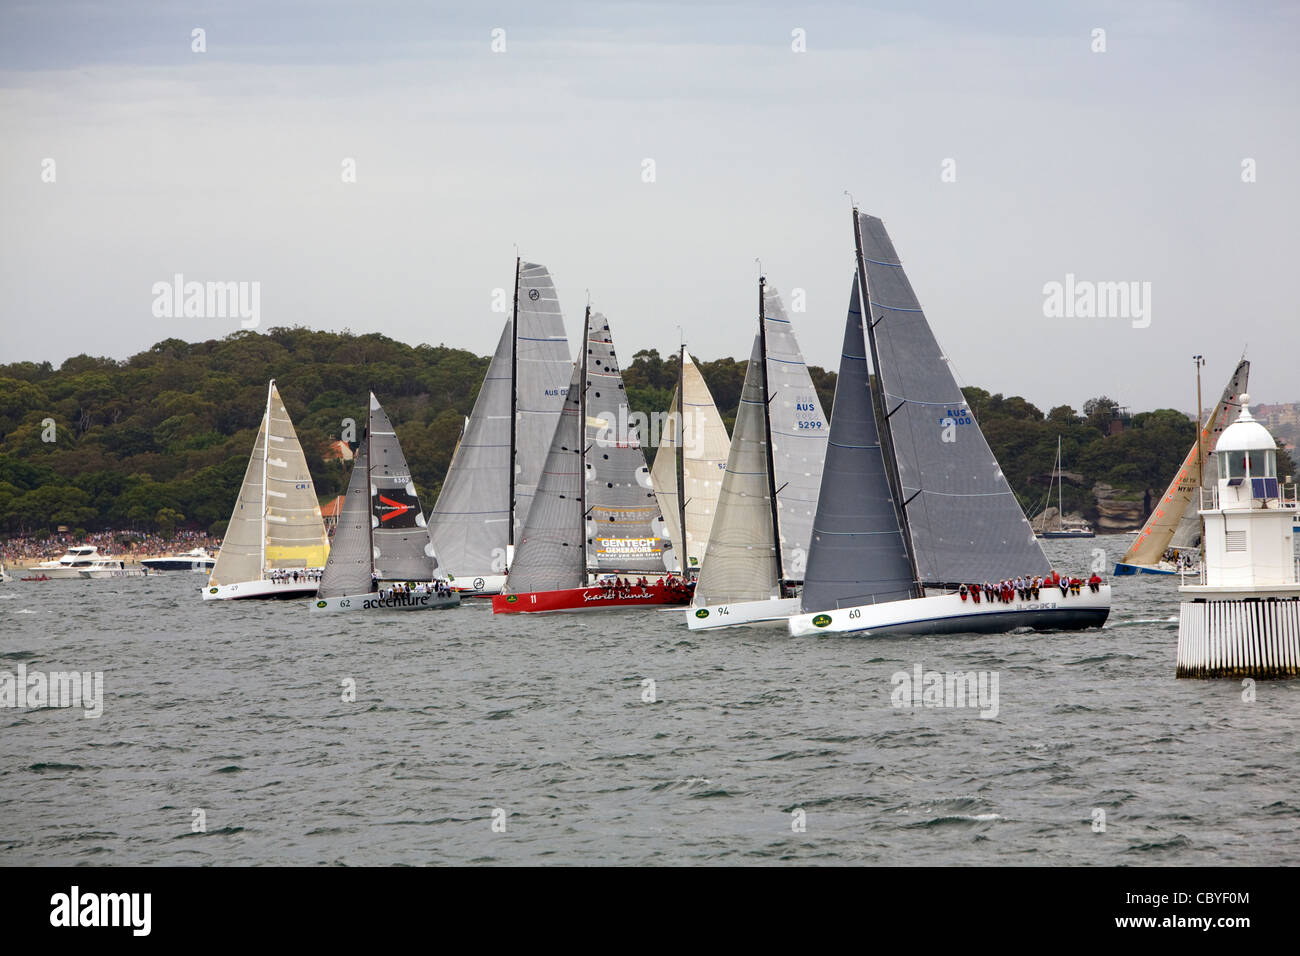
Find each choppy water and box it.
[2,535,1297,865]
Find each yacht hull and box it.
[687,596,802,630]
[1113,562,1178,576]
[311,591,461,612]
[492,582,692,614]
[203,580,319,601]
[789,586,1111,637]
[447,574,507,597]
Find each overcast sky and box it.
[2,1,1296,414]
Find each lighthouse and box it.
[1177,394,1300,677]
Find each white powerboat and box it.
[142,547,216,572]
[34,546,142,579]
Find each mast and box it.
[366,395,376,584]
[1194,354,1206,550]
[1057,435,1063,532]
[508,256,521,551]
[258,379,271,574]
[757,276,785,589]
[852,209,921,594]
[580,305,590,581]
[676,343,688,574]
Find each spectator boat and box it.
[142,547,216,572]
[32,546,139,580]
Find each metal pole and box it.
[757,276,785,590]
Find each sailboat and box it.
[1114,358,1249,575]
[649,350,731,575]
[492,308,690,614]
[427,260,572,596]
[1034,436,1095,538]
[312,393,459,612]
[789,210,1110,637]
[688,277,829,630]
[204,380,330,600]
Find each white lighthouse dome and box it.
[1214,394,1274,453]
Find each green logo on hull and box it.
[812,614,832,628]
[505,594,518,603]
[695,608,709,618]
[316,601,327,608]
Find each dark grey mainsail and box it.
[856,212,1049,585]
[427,321,512,577]
[514,262,574,539]
[762,284,828,580]
[800,278,916,613]
[694,333,780,605]
[368,393,435,582]
[584,312,670,574]
[318,440,373,599]
[504,361,586,593]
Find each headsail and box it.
[650,383,684,569]
[318,439,373,598]
[649,351,730,573]
[427,322,512,578]
[694,333,780,605]
[762,283,828,579]
[211,381,329,586]
[1122,358,1249,564]
[262,383,331,571]
[856,212,1049,585]
[584,313,670,575]
[513,262,573,539]
[210,400,269,587]
[368,393,435,582]
[800,278,916,613]
[505,361,586,594]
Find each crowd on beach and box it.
[0,530,224,566]
[958,570,1104,604]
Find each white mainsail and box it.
[427,260,571,581]
[583,312,671,575]
[210,381,329,587]
[761,284,828,580]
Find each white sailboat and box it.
[204,380,330,600]
[789,209,1110,638]
[688,277,829,630]
[649,350,731,575]
[427,260,572,596]
[1033,436,1095,538]
[1115,358,1249,575]
[313,393,459,612]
